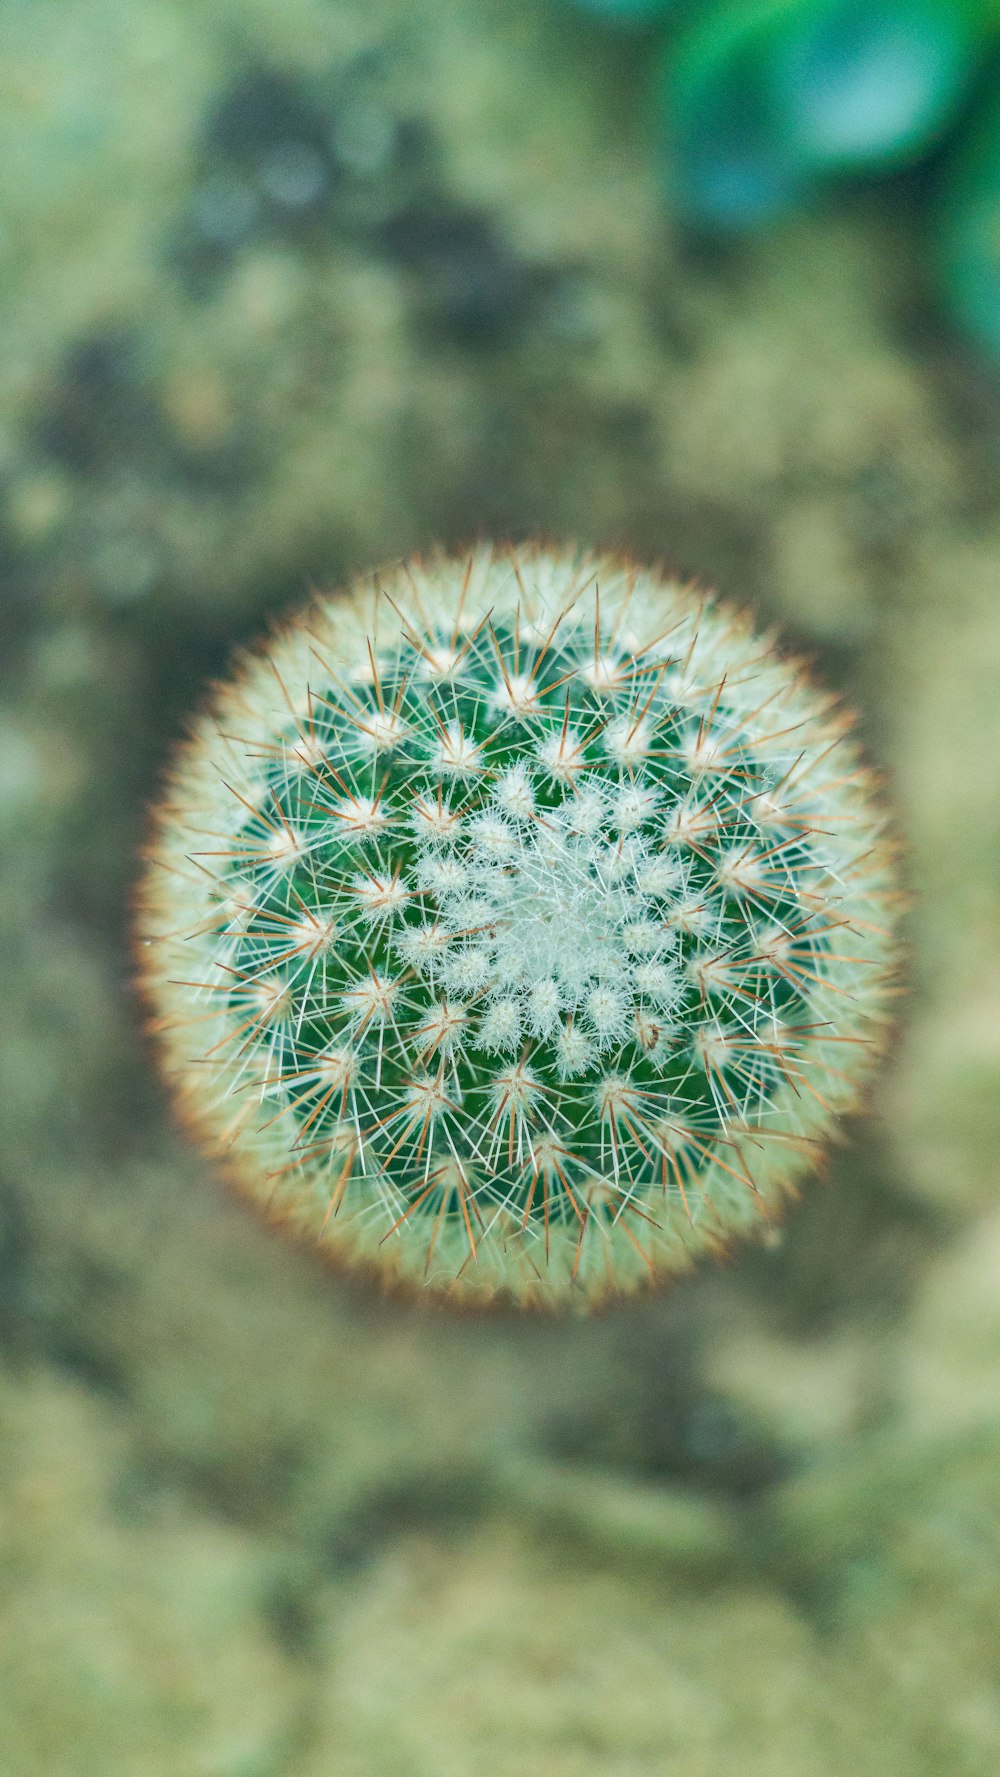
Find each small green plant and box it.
[564,0,1000,362]
[137,544,900,1309]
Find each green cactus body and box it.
[137,545,900,1309]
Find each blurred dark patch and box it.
[34,330,168,477]
[536,1292,792,1501]
[174,58,544,348]
[673,223,758,285]
[380,198,540,347]
[324,1466,491,1574]
[0,1180,35,1357]
[917,328,1000,507]
[33,326,259,492]
[673,1396,793,1495]
[737,1127,943,1336]
[107,1455,182,1525]
[176,65,341,286]
[123,548,345,739]
[176,1435,309,1528]
[261,1577,319,1659]
[884,209,1000,502]
[618,492,771,619]
[0,510,42,644]
[544,1375,791,1502]
[42,573,296,943]
[207,67,332,176]
[46,1258,133,1401]
[848,451,929,556]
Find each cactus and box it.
[136,544,900,1310]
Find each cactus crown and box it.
[138,545,899,1309]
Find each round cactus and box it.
[137,544,900,1310]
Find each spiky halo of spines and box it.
[136,542,900,1311]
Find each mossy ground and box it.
[1,2,999,1773]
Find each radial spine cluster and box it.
[138,545,900,1309]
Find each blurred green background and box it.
[2,2,1000,1772]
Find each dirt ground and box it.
[2,3,999,1772]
